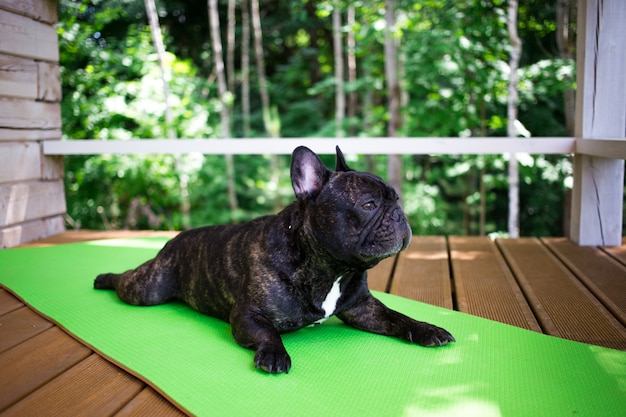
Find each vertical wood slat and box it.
[542,237,626,327]
[0,326,92,411]
[2,354,144,417]
[497,238,626,350]
[367,256,395,293]
[602,237,626,266]
[114,387,187,417]
[449,236,541,331]
[0,288,22,315]
[0,306,53,353]
[0,288,190,416]
[570,0,626,246]
[389,236,453,309]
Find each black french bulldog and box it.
[94,146,454,374]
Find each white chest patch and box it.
[313,275,343,325]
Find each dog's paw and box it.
[254,348,292,374]
[407,323,455,347]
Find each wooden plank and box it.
[543,237,626,327]
[367,256,395,293]
[0,98,61,129]
[577,138,626,159]
[41,155,64,180]
[37,61,61,102]
[0,288,23,315]
[0,305,53,353]
[114,387,187,417]
[0,142,41,183]
[570,0,626,246]
[0,9,58,61]
[42,137,577,156]
[449,236,541,331]
[0,215,65,248]
[0,0,57,23]
[2,354,144,417]
[0,53,37,100]
[0,327,92,411]
[0,128,60,141]
[0,180,66,228]
[497,238,626,350]
[389,236,453,309]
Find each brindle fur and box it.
[95,146,454,374]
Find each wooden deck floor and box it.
[2,231,626,416]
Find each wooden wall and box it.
[0,0,65,248]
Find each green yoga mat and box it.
[1,238,625,416]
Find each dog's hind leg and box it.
[94,258,177,306]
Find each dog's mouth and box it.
[358,234,410,267]
[401,234,411,251]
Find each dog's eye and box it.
[362,201,377,211]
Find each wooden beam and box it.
[42,137,577,156]
[37,61,61,102]
[0,9,58,61]
[0,53,37,100]
[0,215,64,248]
[570,0,626,246]
[0,142,40,183]
[0,98,61,130]
[0,180,66,228]
[0,0,57,24]
[576,138,626,159]
[0,128,60,141]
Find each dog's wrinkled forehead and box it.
[330,171,398,202]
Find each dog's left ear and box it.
[291,146,331,200]
[335,146,353,172]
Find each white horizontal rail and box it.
[43,137,579,156]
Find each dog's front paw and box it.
[254,348,292,374]
[407,323,455,347]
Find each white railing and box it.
[42,137,626,159]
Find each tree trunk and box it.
[226,0,236,97]
[346,5,357,136]
[241,0,251,137]
[251,0,272,135]
[384,0,402,202]
[144,0,174,139]
[208,0,238,218]
[556,0,575,137]
[556,0,575,236]
[250,0,280,210]
[507,0,521,238]
[144,0,191,229]
[333,7,345,138]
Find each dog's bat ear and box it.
[335,146,353,172]
[291,146,331,200]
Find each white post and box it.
[570,0,626,246]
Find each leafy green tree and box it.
[58,0,576,236]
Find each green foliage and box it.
[59,0,576,236]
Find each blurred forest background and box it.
[59,0,579,236]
